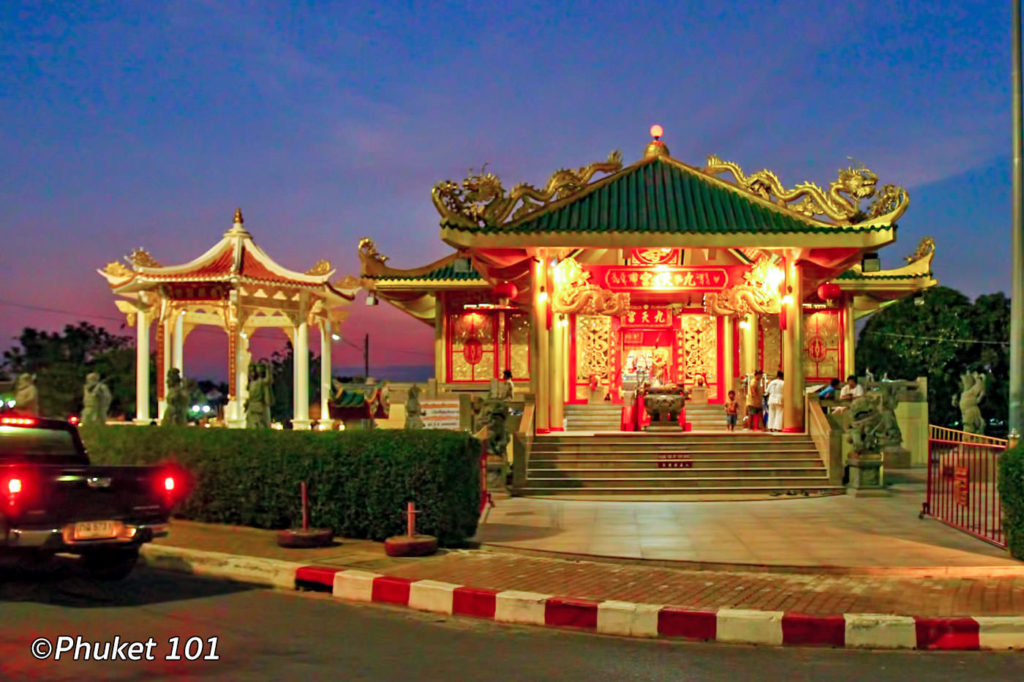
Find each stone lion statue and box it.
[81,372,112,426]
[956,371,987,435]
[13,373,39,416]
[844,385,902,455]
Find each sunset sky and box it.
[0,1,1012,380]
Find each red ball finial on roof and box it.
[644,125,670,159]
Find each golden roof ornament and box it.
[703,155,909,226]
[234,208,244,224]
[431,150,623,228]
[644,124,670,159]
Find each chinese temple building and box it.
[100,210,359,428]
[359,128,936,436]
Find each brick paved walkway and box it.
[157,520,1024,618]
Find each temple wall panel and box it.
[759,315,782,375]
[802,308,843,382]
[443,291,531,385]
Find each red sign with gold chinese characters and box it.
[587,266,746,292]
[621,307,672,328]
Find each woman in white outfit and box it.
[765,371,785,432]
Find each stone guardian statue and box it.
[404,384,424,429]
[244,362,274,429]
[956,371,987,435]
[81,372,112,426]
[161,368,190,426]
[13,373,39,416]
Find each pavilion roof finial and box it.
[644,124,670,159]
[234,207,244,225]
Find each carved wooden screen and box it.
[575,314,612,391]
[678,314,720,401]
[802,309,842,382]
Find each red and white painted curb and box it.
[295,565,1024,650]
[139,546,1024,651]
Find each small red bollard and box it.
[277,480,333,548]
[385,500,438,557]
[406,501,417,537]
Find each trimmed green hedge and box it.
[79,427,481,546]
[999,444,1024,559]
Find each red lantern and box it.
[817,283,842,302]
[492,282,518,300]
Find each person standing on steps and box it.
[746,370,764,431]
[765,371,785,432]
[724,390,739,432]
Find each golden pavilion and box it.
[359,127,936,435]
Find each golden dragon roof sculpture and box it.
[431,150,623,228]
[703,155,909,226]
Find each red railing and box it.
[921,426,1008,548]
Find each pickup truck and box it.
[1,415,185,580]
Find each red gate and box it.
[920,426,1008,548]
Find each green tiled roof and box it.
[837,270,932,281]
[464,157,892,235]
[331,390,370,408]
[365,262,484,281]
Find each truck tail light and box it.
[3,473,26,511]
[155,466,188,506]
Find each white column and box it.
[159,316,172,420]
[293,318,311,428]
[236,333,250,424]
[135,309,151,424]
[320,320,334,428]
[173,311,185,374]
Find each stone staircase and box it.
[519,433,840,496]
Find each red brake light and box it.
[69,416,79,425]
[164,476,175,492]
[7,477,22,495]
[1,417,36,426]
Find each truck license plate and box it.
[73,521,117,540]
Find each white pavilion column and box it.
[319,319,334,428]
[158,315,173,420]
[237,332,251,421]
[173,311,185,374]
[782,255,805,432]
[134,308,151,425]
[293,310,311,429]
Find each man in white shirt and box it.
[839,375,864,401]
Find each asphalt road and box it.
[1,561,1024,681]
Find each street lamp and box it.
[1011,0,1024,441]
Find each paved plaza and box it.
[474,473,1016,569]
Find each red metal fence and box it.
[921,426,1008,548]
